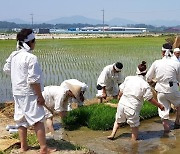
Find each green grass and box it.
[9,132,84,152]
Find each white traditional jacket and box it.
[119,75,153,112]
[146,57,180,93]
[97,64,123,89]
[42,86,69,112]
[3,48,44,95]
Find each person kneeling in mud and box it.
[107,61,164,141]
[42,79,88,135]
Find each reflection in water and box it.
[62,115,180,154]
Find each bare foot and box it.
[20,147,29,152]
[48,147,57,153]
[40,147,57,154]
[163,130,170,137]
[107,135,114,140]
[131,138,138,142]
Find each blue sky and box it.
[0,0,180,23]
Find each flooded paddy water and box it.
[59,114,180,154]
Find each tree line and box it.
[0,21,179,33]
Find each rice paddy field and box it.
[0,36,167,103]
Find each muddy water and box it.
[57,114,180,154]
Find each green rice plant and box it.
[63,101,158,131]
[87,104,116,130]
[0,37,167,102]
[62,106,91,130]
[62,104,116,131]
[109,99,118,104]
[140,101,158,119]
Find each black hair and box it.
[162,43,172,50]
[16,28,34,48]
[138,61,147,76]
[115,62,123,69]
[96,84,103,90]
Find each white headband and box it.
[162,47,172,58]
[114,64,121,72]
[24,33,35,42]
[136,67,147,75]
[174,48,180,53]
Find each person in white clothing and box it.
[42,79,88,134]
[60,79,88,111]
[96,62,124,103]
[3,29,52,153]
[171,48,180,62]
[107,61,164,141]
[146,43,180,133]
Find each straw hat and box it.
[65,82,82,99]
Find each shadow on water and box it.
[61,114,180,154]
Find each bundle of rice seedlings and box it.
[87,104,116,130]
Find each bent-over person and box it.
[107,61,164,141]
[96,62,124,103]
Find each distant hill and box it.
[46,15,102,25]
[46,15,138,26]
[1,16,180,27]
[3,18,29,24]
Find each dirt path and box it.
[0,103,93,154]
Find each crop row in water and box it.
[0,37,166,102]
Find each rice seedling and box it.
[63,100,159,131]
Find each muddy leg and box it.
[131,127,138,141]
[174,106,180,129]
[99,97,103,103]
[162,119,170,133]
[46,117,55,134]
[107,121,120,140]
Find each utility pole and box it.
[30,13,34,28]
[101,9,104,32]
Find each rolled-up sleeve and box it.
[143,87,153,101]
[97,69,108,87]
[119,81,125,92]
